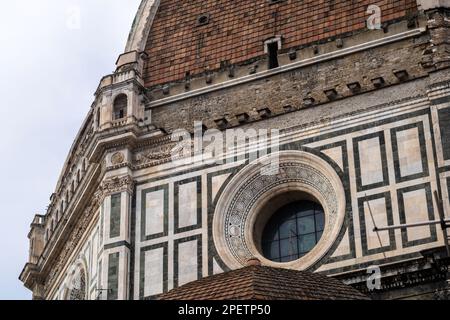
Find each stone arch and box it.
[212,150,347,271]
[64,259,89,300]
[113,94,128,120]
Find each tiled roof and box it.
[158,265,369,300]
[143,0,417,87]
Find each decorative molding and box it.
[125,0,161,53]
[99,176,135,197]
[148,28,426,108]
[213,151,346,270]
[111,152,125,165]
[43,175,135,295]
[44,188,103,295]
[134,142,175,166]
[417,0,450,11]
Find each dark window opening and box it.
[96,108,101,127]
[197,14,210,26]
[110,193,121,238]
[113,94,128,120]
[262,200,325,263]
[267,41,279,69]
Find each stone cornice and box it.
[95,72,145,97]
[26,115,154,294]
[147,28,426,109]
[37,164,102,281]
[417,0,450,10]
[42,174,135,296]
[19,263,41,291]
[125,0,160,53]
[87,124,166,164]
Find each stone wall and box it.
[130,67,450,299]
[150,28,430,133]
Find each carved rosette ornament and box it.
[111,152,125,165]
[213,151,346,271]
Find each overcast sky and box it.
[0,0,141,300]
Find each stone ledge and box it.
[418,0,450,10]
[148,28,426,109]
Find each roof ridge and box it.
[158,265,369,300]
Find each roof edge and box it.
[125,0,161,53]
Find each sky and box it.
[0,0,141,300]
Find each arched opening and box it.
[213,150,346,270]
[68,267,87,300]
[113,94,128,120]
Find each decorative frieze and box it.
[213,151,346,271]
[133,142,176,166]
[43,175,135,295]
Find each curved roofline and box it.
[54,108,93,194]
[125,0,161,53]
[49,1,160,208]
[50,1,161,206]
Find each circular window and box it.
[262,201,325,263]
[213,150,346,270]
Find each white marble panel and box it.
[363,197,390,251]
[177,240,198,286]
[359,137,384,186]
[396,127,423,177]
[145,189,165,236]
[403,189,431,242]
[212,173,232,202]
[331,229,351,257]
[144,247,165,297]
[178,182,198,229]
[213,258,224,275]
[322,146,344,171]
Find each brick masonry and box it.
[143,0,418,87]
[150,34,429,133]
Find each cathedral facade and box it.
[20,0,450,300]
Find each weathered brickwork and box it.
[151,34,429,133]
[144,0,418,87]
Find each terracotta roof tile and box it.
[143,0,418,87]
[158,265,369,300]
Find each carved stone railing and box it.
[111,118,128,128]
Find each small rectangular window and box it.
[110,193,121,238]
[107,253,120,300]
[114,109,125,120]
[267,42,279,69]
